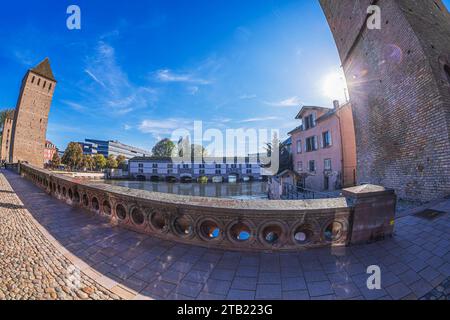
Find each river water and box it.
[102,180,269,200]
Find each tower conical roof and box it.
[30,58,56,81]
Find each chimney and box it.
[333,100,340,110]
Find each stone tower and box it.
[1,116,14,162]
[319,0,450,201]
[10,58,56,167]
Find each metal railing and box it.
[282,183,340,200]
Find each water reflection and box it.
[102,180,268,200]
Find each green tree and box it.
[94,154,107,171]
[50,152,61,169]
[152,138,176,158]
[81,155,95,171]
[61,142,83,170]
[106,155,118,169]
[116,155,127,170]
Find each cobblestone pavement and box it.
[2,169,450,300]
[0,171,120,300]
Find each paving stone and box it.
[281,277,307,291]
[210,269,235,281]
[202,279,232,295]
[385,282,412,300]
[419,266,441,283]
[175,280,204,298]
[231,277,257,291]
[255,284,282,300]
[307,281,334,297]
[282,290,310,300]
[2,169,449,301]
[226,289,255,300]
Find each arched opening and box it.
[324,221,344,242]
[180,176,193,183]
[91,197,100,211]
[199,220,220,240]
[261,225,283,245]
[102,200,112,215]
[116,204,127,220]
[173,215,193,236]
[136,175,146,181]
[229,222,251,242]
[150,176,160,182]
[165,176,177,183]
[82,194,89,207]
[131,208,145,225]
[150,211,166,230]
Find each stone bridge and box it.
[19,164,396,252]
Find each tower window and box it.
[49,83,52,91]
[445,65,450,84]
[43,81,46,88]
[31,76,35,83]
[37,78,41,86]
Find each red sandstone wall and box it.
[1,118,14,162]
[320,0,450,201]
[10,72,56,167]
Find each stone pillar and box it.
[343,184,397,245]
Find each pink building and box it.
[288,101,357,192]
[44,140,57,165]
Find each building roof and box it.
[288,125,303,136]
[295,106,330,119]
[316,101,351,123]
[30,58,56,82]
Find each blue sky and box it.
[1,1,447,152]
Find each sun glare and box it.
[322,70,349,103]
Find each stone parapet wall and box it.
[19,164,396,252]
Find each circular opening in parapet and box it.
[200,220,220,240]
[116,204,127,220]
[102,200,111,215]
[68,189,73,200]
[82,194,89,207]
[131,208,145,225]
[324,221,344,242]
[173,215,193,236]
[73,191,80,203]
[262,225,283,245]
[150,211,166,230]
[91,197,99,211]
[230,222,251,242]
[293,226,314,245]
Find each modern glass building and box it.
[84,139,151,160]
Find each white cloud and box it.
[263,96,303,107]
[155,69,211,85]
[62,100,87,112]
[82,41,157,115]
[138,118,193,136]
[84,69,106,88]
[239,116,279,123]
[239,94,257,100]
